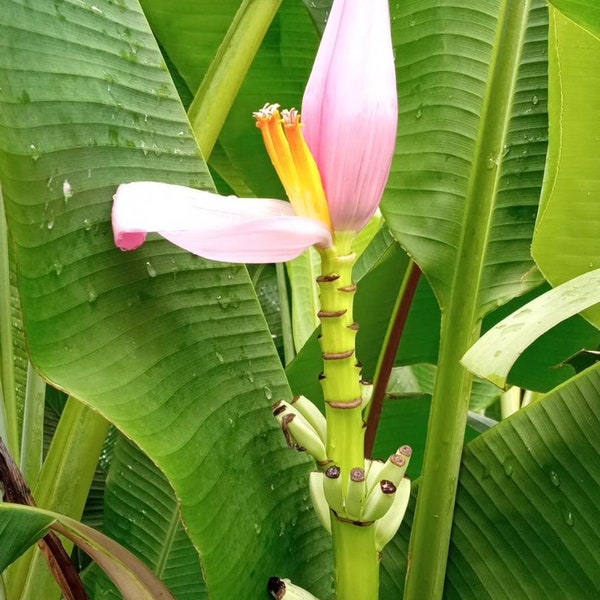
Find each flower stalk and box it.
[317,234,378,598]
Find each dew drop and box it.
[415,106,423,119]
[62,179,73,203]
[83,218,92,231]
[30,143,41,162]
[215,351,225,363]
[503,459,514,478]
[51,262,63,276]
[549,470,560,487]
[46,209,55,230]
[562,507,574,527]
[531,95,539,105]
[409,19,416,27]
[263,385,273,400]
[145,261,157,277]
[87,285,98,303]
[487,154,499,170]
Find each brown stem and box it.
[364,262,421,457]
[0,437,90,600]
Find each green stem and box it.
[318,233,377,599]
[8,397,109,600]
[331,518,379,599]
[404,2,531,598]
[318,234,363,477]
[188,0,282,159]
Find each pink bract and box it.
[302,0,398,233]
[112,182,332,264]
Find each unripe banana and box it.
[309,472,331,534]
[365,458,386,491]
[268,577,320,599]
[291,395,327,443]
[286,414,328,463]
[361,479,397,522]
[272,401,327,463]
[322,464,345,515]
[375,477,411,551]
[344,467,366,521]
[373,446,412,489]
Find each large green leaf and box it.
[383,0,547,315]
[463,268,600,387]
[382,3,551,594]
[532,7,600,327]
[382,363,600,597]
[481,284,600,392]
[0,1,330,597]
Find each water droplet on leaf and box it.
[87,285,98,303]
[30,143,41,162]
[145,262,157,277]
[62,180,73,203]
[562,507,574,527]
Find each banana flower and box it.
[112,0,397,262]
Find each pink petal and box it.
[112,182,332,263]
[302,0,398,233]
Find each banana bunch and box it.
[311,450,412,551]
[272,395,412,552]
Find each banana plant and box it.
[1,0,599,599]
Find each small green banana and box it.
[322,464,345,515]
[268,577,320,599]
[309,471,332,534]
[291,395,327,443]
[273,401,328,463]
[344,466,366,521]
[375,477,411,551]
[361,479,396,522]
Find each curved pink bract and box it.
[112,182,332,264]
